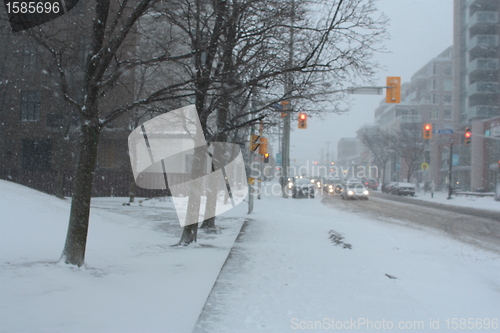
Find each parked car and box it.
[390,182,416,196]
[382,182,397,193]
[291,178,315,198]
[363,178,379,190]
[340,182,369,200]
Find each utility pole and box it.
[258,120,263,199]
[248,126,255,213]
[281,0,294,198]
[447,141,453,200]
[326,141,331,166]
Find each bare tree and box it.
[164,0,388,242]
[359,128,395,184]
[393,122,426,182]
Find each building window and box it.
[432,63,439,75]
[20,90,41,121]
[22,43,38,72]
[432,80,438,90]
[430,109,439,119]
[443,65,452,76]
[22,139,52,170]
[443,79,453,91]
[443,95,452,104]
[432,94,439,104]
[443,109,452,119]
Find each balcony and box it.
[467,105,499,118]
[468,81,499,95]
[469,11,498,36]
[468,58,498,75]
[468,34,498,51]
[469,0,499,16]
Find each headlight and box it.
[329,188,334,193]
[348,190,354,195]
[363,190,369,195]
[329,185,333,189]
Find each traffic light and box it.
[250,134,260,151]
[259,137,268,155]
[386,76,401,103]
[280,100,289,118]
[263,153,270,163]
[298,113,307,129]
[423,123,432,139]
[464,127,471,145]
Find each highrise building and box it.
[453,0,500,191]
[454,0,500,124]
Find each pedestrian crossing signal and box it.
[386,77,401,103]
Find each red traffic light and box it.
[423,123,432,139]
[298,113,307,129]
[264,153,269,158]
[464,127,471,144]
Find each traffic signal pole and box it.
[282,0,294,198]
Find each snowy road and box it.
[194,185,500,333]
[322,192,500,254]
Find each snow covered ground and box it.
[1,179,499,333]
[410,189,500,212]
[0,180,245,333]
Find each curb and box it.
[191,218,251,333]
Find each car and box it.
[390,182,416,196]
[291,178,315,198]
[323,177,343,195]
[310,178,323,189]
[381,182,397,193]
[340,182,369,200]
[363,178,379,190]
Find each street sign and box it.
[452,154,459,166]
[436,129,454,134]
[276,153,282,166]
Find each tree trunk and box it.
[54,138,67,199]
[200,160,217,231]
[178,223,198,245]
[60,121,101,266]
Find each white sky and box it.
[286,0,454,165]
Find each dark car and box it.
[382,182,397,193]
[291,178,315,198]
[363,178,379,190]
[323,177,343,195]
[390,182,416,196]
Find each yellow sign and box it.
[420,163,429,170]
